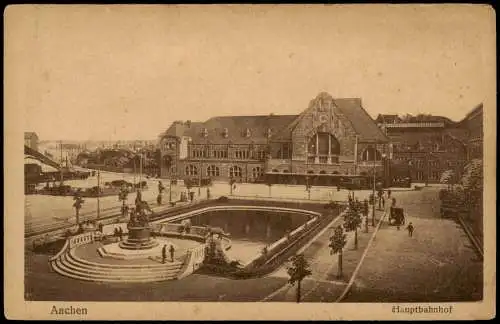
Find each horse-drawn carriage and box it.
[389,207,406,226]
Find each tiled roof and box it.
[163,115,298,144]
[333,98,389,143]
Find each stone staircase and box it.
[50,248,184,283]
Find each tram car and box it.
[389,207,406,226]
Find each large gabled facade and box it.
[159,92,391,185]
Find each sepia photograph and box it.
[4,4,496,320]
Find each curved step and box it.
[67,250,182,272]
[62,253,182,277]
[52,257,181,282]
[65,253,181,275]
[51,260,179,283]
[69,248,182,269]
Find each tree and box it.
[461,159,483,192]
[329,225,347,279]
[72,192,85,225]
[400,113,414,123]
[157,181,165,205]
[229,178,236,195]
[343,200,362,249]
[305,176,312,200]
[118,185,129,216]
[461,159,483,217]
[266,180,273,197]
[363,199,369,233]
[287,254,312,303]
[440,169,456,191]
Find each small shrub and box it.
[324,201,339,209]
[217,196,229,203]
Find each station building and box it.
[158,92,391,186]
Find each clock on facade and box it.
[319,114,328,123]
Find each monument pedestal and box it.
[119,226,159,250]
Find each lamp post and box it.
[371,144,376,226]
[59,140,64,186]
[169,175,173,204]
[139,152,143,193]
[97,169,100,219]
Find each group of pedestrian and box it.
[161,244,176,263]
[113,227,124,241]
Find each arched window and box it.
[308,133,340,156]
[319,170,326,174]
[361,146,382,161]
[252,167,263,179]
[185,165,198,176]
[272,169,279,173]
[207,165,220,177]
[283,169,290,173]
[229,166,242,178]
[307,170,314,174]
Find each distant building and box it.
[456,103,483,161]
[24,132,39,151]
[376,114,468,184]
[159,92,391,185]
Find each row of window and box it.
[306,156,340,164]
[198,128,274,139]
[394,157,461,168]
[414,171,442,180]
[185,165,264,178]
[393,143,461,153]
[190,149,267,160]
[162,143,176,151]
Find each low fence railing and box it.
[177,244,206,279]
[69,231,97,249]
[244,215,321,269]
[49,231,97,262]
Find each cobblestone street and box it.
[345,187,483,302]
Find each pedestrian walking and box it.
[118,227,123,241]
[406,222,414,237]
[189,191,195,202]
[169,244,175,262]
[377,189,384,210]
[161,245,167,264]
[207,187,211,200]
[387,189,392,199]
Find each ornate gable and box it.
[291,92,355,160]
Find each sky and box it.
[6,5,495,141]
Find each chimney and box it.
[185,120,192,128]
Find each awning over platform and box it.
[25,157,59,172]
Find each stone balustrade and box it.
[69,232,96,249]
